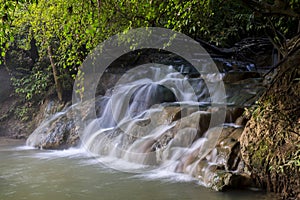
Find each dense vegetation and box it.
[0,0,299,111]
[0,1,299,198]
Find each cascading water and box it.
[73,64,232,188]
[26,62,261,189]
[80,65,204,167]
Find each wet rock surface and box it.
[28,101,251,191]
[37,117,79,149]
[23,50,269,191]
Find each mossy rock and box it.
[240,44,300,199]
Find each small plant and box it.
[11,66,51,101]
[269,145,300,173]
[14,106,30,121]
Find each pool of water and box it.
[0,140,272,200]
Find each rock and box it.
[211,172,253,191]
[129,84,177,117]
[20,46,270,193]
[223,72,260,83]
[240,47,300,199]
[39,117,79,149]
[235,116,247,126]
[0,67,12,103]
[26,99,84,149]
[186,126,253,191]
[225,107,244,123]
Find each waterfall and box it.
[76,64,227,177]
[26,63,261,189]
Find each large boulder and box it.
[240,41,300,199]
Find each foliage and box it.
[14,105,31,121]
[0,0,299,103]
[11,66,52,101]
[0,0,18,63]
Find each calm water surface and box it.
[0,140,272,200]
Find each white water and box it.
[26,65,231,186]
[4,63,273,199]
[75,65,223,177]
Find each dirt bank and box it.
[0,137,26,146]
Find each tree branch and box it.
[263,34,300,78]
[48,46,63,101]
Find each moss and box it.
[251,141,270,169]
[240,45,300,199]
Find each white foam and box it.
[134,169,197,183]
[223,123,243,128]
[14,145,37,150]
[93,156,150,172]
[31,148,88,159]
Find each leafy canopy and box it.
[0,0,299,102]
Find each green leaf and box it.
[9,36,14,42]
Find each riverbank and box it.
[0,137,26,146]
[1,41,299,198]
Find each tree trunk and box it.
[96,0,101,19]
[47,45,63,101]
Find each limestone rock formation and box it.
[240,39,300,199]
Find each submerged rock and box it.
[26,96,251,190]
[26,98,250,189]
[24,57,265,191]
[189,126,253,191]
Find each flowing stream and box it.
[2,63,272,199]
[0,141,271,200]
